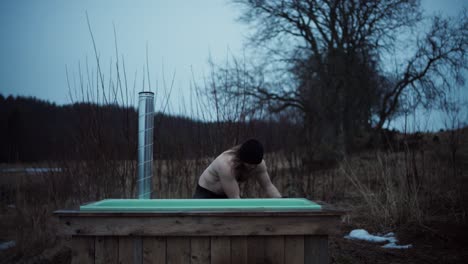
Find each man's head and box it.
[239,139,264,165]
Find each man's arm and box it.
[217,161,241,198]
[255,161,282,198]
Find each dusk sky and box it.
[0,0,466,131]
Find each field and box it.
[0,129,467,263]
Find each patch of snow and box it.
[0,241,15,251]
[382,242,413,249]
[345,229,388,243]
[345,229,412,249]
[382,232,395,237]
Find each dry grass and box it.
[1,130,467,263]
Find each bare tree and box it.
[217,0,467,161]
[376,13,468,130]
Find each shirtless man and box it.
[193,139,282,198]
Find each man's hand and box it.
[255,161,282,198]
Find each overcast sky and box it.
[0,0,466,131]
[0,0,249,111]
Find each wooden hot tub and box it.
[55,198,344,264]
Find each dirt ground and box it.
[331,221,468,264]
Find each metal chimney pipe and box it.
[137,91,154,199]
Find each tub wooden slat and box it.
[95,236,118,264]
[304,235,328,264]
[166,237,190,264]
[118,237,142,264]
[190,237,210,264]
[71,237,95,264]
[59,215,338,236]
[142,237,166,264]
[211,236,231,264]
[247,236,265,264]
[265,236,285,264]
[284,236,304,264]
[231,236,248,264]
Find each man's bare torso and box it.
[198,150,262,195]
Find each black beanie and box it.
[239,139,264,164]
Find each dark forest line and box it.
[0,94,300,162]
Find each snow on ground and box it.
[345,229,413,249]
[0,241,15,251]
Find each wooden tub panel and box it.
[71,235,332,264]
[119,237,142,264]
[211,236,231,264]
[190,237,210,264]
[95,236,118,264]
[284,235,304,264]
[230,236,248,263]
[265,235,285,264]
[71,236,94,264]
[142,237,166,264]
[166,237,190,264]
[247,236,265,264]
[59,215,339,236]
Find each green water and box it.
[80,198,321,211]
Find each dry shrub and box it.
[6,158,137,262]
[12,172,60,261]
[340,146,467,230]
[154,158,210,198]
